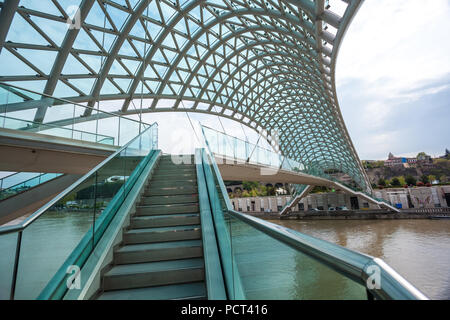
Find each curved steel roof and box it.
[0,0,371,192]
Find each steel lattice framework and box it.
[0,0,371,192]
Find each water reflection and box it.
[229,215,367,300]
[5,211,94,300]
[270,219,450,300]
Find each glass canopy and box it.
[0,0,371,192]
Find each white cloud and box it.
[337,0,450,91]
[336,0,450,159]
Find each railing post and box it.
[71,103,75,140]
[118,117,121,146]
[92,171,98,248]
[10,230,23,300]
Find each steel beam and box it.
[0,0,20,53]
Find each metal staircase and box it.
[95,155,207,300]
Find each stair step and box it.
[157,163,195,169]
[154,168,196,175]
[147,179,197,187]
[131,213,200,228]
[115,240,203,264]
[140,194,198,205]
[155,166,195,171]
[136,203,199,216]
[103,258,205,291]
[97,282,206,300]
[159,156,194,163]
[152,173,197,181]
[145,185,198,196]
[123,225,201,244]
[146,182,197,191]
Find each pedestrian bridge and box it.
[0,0,424,300]
[0,120,398,226]
[0,125,425,300]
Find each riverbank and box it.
[243,209,450,220]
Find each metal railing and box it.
[200,146,428,300]
[0,115,115,145]
[0,82,151,147]
[0,173,63,201]
[200,125,400,213]
[201,125,307,173]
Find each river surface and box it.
[269,219,450,300]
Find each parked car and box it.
[328,207,336,211]
[335,206,350,211]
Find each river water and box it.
[269,219,450,300]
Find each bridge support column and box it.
[330,181,400,213]
[280,185,314,216]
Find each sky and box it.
[2,0,450,184]
[336,0,450,160]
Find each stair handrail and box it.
[225,208,428,300]
[201,148,427,300]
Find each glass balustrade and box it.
[201,149,365,299]
[224,212,367,300]
[0,173,63,201]
[0,83,150,147]
[0,122,158,300]
[201,125,390,210]
[200,148,428,300]
[0,172,40,190]
[201,125,306,172]
[0,232,18,300]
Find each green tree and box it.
[417,152,427,158]
[398,176,406,186]
[420,175,430,184]
[428,175,437,184]
[243,181,259,191]
[376,161,385,168]
[266,186,276,196]
[61,192,76,204]
[391,177,401,187]
[405,175,417,186]
[377,178,386,187]
[259,185,268,196]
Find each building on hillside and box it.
[384,152,432,168]
[439,149,450,159]
[384,153,413,168]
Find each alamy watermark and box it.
[66,265,81,290]
[366,264,382,290]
